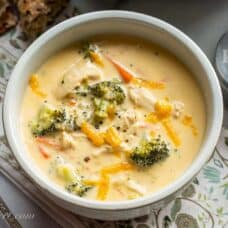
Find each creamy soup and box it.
[20,36,205,201]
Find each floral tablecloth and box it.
[0,6,227,228]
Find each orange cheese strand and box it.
[97,163,133,200]
[83,180,99,186]
[90,51,104,67]
[154,100,172,119]
[146,112,159,123]
[146,99,172,124]
[96,174,110,200]
[162,120,181,147]
[29,75,46,98]
[104,127,121,148]
[182,115,198,136]
[101,162,133,175]
[132,77,165,90]
[81,122,104,146]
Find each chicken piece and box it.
[56,60,103,99]
[115,109,137,131]
[112,176,146,196]
[127,180,146,195]
[60,132,76,149]
[172,101,184,118]
[128,86,157,111]
[92,145,112,157]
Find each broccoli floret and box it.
[80,41,96,60]
[90,80,125,104]
[66,182,91,197]
[31,105,79,136]
[93,98,110,119]
[130,137,170,167]
[74,81,90,97]
[56,163,91,197]
[31,105,65,136]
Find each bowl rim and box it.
[3,10,223,211]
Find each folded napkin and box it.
[0,5,227,228]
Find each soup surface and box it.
[20,36,205,201]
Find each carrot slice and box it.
[36,137,62,150]
[107,56,165,89]
[106,56,134,82]
[38,146,50,159]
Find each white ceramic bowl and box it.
[3,11,223,220]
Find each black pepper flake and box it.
[61,80,64,84]
[84,157,90,162]
[123,129,127,133]
[116,126,121,130]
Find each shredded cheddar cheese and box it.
[162,120,181,147]
[132,77,165,90]
[104,127,121,148]
[182,115,198,136]
[81,122,104,146]
[87,163,133,200]
[29,75,46,98]
[97,174,110,200]
[90,51,104,67]
[101,163,133,175]
[154,100,173,119]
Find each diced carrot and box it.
[106,56,165,90]
[81,122,104,147]
[29,75,47,98]
[103,127,121,148]
[68,99,77,106]
[106,56,134,83]
[36,137,62,150]
[38,146,50,159]
[90,51,104,67]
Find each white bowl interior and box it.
[3,11,223,211]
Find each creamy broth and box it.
[20,36,205,201]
